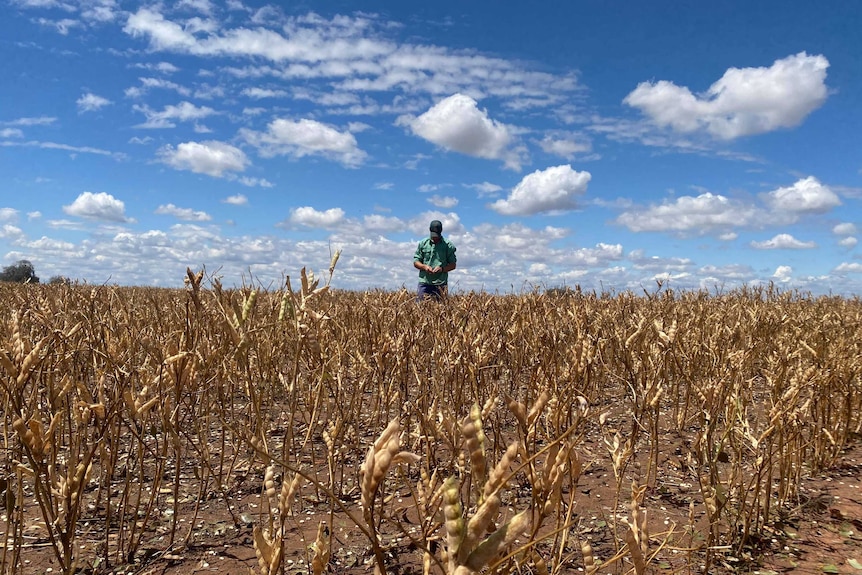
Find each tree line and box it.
[0,259,71,284]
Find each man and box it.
[413,220,457,301]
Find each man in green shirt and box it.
[413,219,457,301]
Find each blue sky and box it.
[2,0,861,294]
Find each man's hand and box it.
[429,266,442,274]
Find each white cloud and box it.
[630,250,693,272]
[750,234,816,250]
[537,133,593,159]
[223,194,248,205]
[237,176,274,188]
[428,195,458,208]
[362,214,404,233]
[490,165,590,216]
[401,94,524,170]
[155,203,212,221]
[764,177,840,214]
[2,116,56,126]
[465,182,502,197]
[624,52,829,139]
[838,236,857,248]
[123,8,580,111]
[157,140,249,177]
[77,92,112,113]
[570,243,624,266]
[133,101,216,128]
[289,206,345,228]
[834,262,862,273]
[63,192,129,222]
[616,192,758,234]
[773,265,793,282]
[0,224,24,239]
[0,128,24,138]
[125,77,191,99]
[0,208,19,222]
[240,118,367,167]
[37,17,80,35]
[833,222,857,236]
[241,87,287,99]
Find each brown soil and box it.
[8,432,862,575]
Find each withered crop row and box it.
[0,267,860,574]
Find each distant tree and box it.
[0,260,40,284]
[48,275,72,285]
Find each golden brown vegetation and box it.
[0,267,860,574]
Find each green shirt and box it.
[414,237,457,285]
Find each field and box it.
[1,266,861,575]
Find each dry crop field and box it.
[1,265,861,575]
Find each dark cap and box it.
[429,220,443,238]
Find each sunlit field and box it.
[1,265,860,574]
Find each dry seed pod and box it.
[461,404,487,486]
[264,465,277,499]
[582,541,597,574]
[461,493,501,561]
[483,441,519,501]
[505,395,527,429]
[278,471,302,517]
[360,419,416,514]
[441,476,464,573]
[253,526,283,575]
[310,521,330,575]
[526,390,550,427]
[481,395,496,420]
[625,523,647,575]
[463,510,530,572]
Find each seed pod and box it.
[442,476,464,573]
[463,510,530,571]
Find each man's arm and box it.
[414,260,433,273]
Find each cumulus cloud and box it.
[833,222,858,236]
[838,237,857,248]
[0,224,24,239]
[490,165,590,216]
[240,118,367,167]
[624,52,829,139]
[77,92,112,113]
[616,192,759,234]
[63,192,130,222]
[0,208,18,222]
[764,176,840,213]
[155,203,212,221]
[1,128,24,138]
[750,234,816,250]
[773,265,793,282]
[401,94,525,170]
[157,140,249,177]
[428,195,458,208]
[223,194,248,205]
[289,206,346,228]
[834,262,862,273]
[570,243,624,266]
